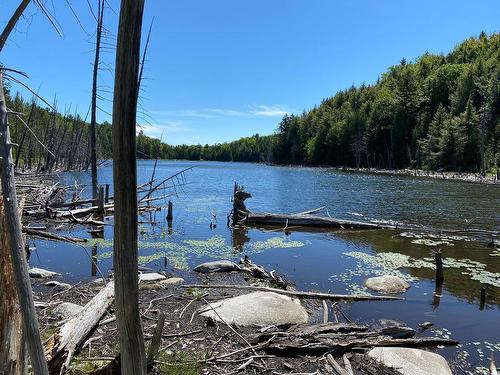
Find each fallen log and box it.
[44,280,115,374]
[22,227,87,243]
[181,284,402,301]
[245,212,385,229]
[252,323,458,355]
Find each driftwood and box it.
[245,212,384,229]
[238,256,288,288]
[232,184,387,230]
[181,284,402,301]
[251,322,458,355]
[23,227,87,243]
[44,280,114,374]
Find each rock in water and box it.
[139,272,166,282]
[199,291,308,327]
[365,275,410,294]
[368,347,452,375]
[193,260,241,273]
[52,302,84,320]
[29,267,59,278]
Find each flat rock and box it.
[368,347,452,375]
[140,277,185,290]
[365,275,410,294]
[160,277,184,285]
[29,267,59,278]
[52,302,83,319]
[199,291,308,327]
[193,260,241,273]
[45,280,71,290]
[139,273,166,282]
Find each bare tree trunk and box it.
[0,0,31,51]
[90,0,104,199]
[0,199,26,375]
[0,73,48,374]
[112,0,146,374]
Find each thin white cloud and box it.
[249,105,289,117]
[138,121,190,139]
[206,108,248,117]
[151,105,291,119]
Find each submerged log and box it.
[181,284,402,301]
[245,212,385,229]
[232,184,390,230]
[44,280,114,374]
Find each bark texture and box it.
[111,0,146,373]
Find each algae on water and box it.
[94,234,305,270]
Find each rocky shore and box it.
[30,258,467,375]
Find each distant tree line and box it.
[5,32,499,174]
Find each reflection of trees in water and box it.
[336,230,500,307]
[231,227,250,252]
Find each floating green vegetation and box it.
[335,251,500,291]
[95,235,305,271]
[249,237,306,251]
[397,231,471,247]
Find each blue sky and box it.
[2,0,499,145]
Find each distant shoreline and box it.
[327,166,499,184]
[136,158,500,184]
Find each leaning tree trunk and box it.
[112,0,146,374]
[0,199,26,375]
[0,73,48,374]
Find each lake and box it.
[30,160,500,373]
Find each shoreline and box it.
[328,167,499,184]
[137,159,500,185]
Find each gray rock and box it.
[45,280,71,290]
[365,275,410,294]
[52,302,83,319]
[160,277,184,285]
[29,267,59,278]
[368,347,452,375]
[140,277,185,290]
[193,260,241,273]
[199,291,308,327]
[139,272,166,282]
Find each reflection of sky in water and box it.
[28,160,500,372]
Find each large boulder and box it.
[199,291,308,327]
[29,267,59,278]
[52,302,83,320]
[193,260,240,273]
[365,275,410,294]
[368,347,452,375]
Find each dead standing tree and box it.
[0,199,26,375]
[0,71,49,374]
[112,0,146,373]
[90,0,105,200]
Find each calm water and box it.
[30,160,499,373]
